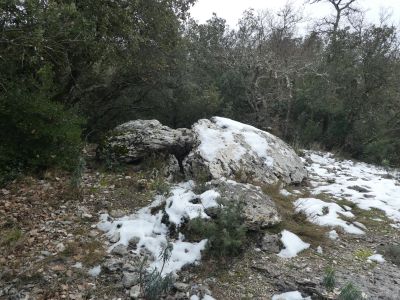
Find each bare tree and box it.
[309,0,360,40]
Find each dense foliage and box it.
[1,0,400,183]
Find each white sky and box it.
[190,0,400,30]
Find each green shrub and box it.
[363,138,400,167]
[323,266,336,292]
[380,244,400,266]
[338,282,362,300]
[0,80,83,185]
[139,243,175,300]
[185,200,247,258]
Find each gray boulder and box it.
[99,119,193,163]
[184,117,306,185]
[100,117,306,186]
[208,180,281,230]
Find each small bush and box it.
[323,266,336,292]
[139,243,175,300]
[339,282,362,300]
[185,200,247,258]
[380,244,400,266]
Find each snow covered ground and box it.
[294,197,365,234]
[303,151,400,228]
[96,148,399,293]
[98,181,221,275]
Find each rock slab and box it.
[99,119,193,163]
[208,180,281,230]
[184,117,307,185]
[100,117,307,185]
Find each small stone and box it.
[174,292,187,299]
[88,265,101,277]
[128,237,140,250]
[316,246,323,254]
[129,285,141,299]
[174,282,189,292]
[82,213,93,219]
[41,250,52,257]
[109,232,120,243]
[348,185,370,193]
[51,264,66,272]
[56,243,65,252]
[123,272,140,288]
[111,244,128,256]
[89,230,98,237]
[353,221,367,230]
[103,259,123,273]
[1,189,10,195]
[110,209,127,218]
[260,233,281,253]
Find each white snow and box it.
[294,198,365,234]
[328,230,339,240]
[280,189,292,197]
[391,223,400,229]
[304,151,400,223]
[97,182,221,276]
[272,291,311,300]
[190,295,215,300]
[372,218,383,222]
[165,184,220,225]
[88,265,101,277]
[194,117,276,166]
[278,230,310,258]
[368,254,385,263]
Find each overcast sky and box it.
[190,0,400,30]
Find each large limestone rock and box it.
[207,179,281,230]
[100,117,306,185]
[99,120,193,163]
[184,117,306,185]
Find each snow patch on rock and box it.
[185,117,306,185]
[278,230,310,258]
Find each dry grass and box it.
[262,183,330,247]
[61,239,105,267]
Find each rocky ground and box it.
[1,148,399,300]
[1,117,400,300]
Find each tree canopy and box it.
[1,0,400,183]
